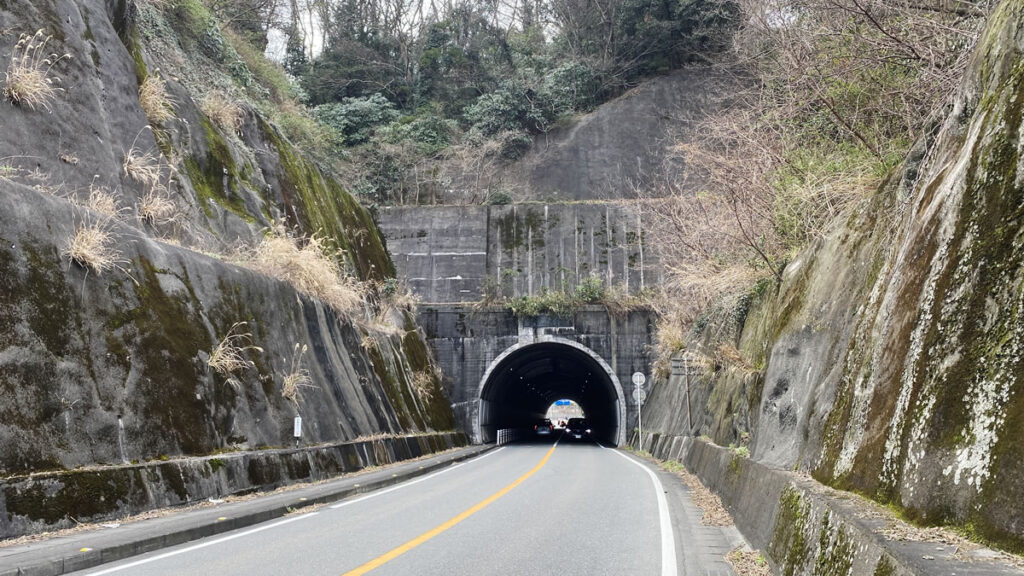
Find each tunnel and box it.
[478,341,624,446]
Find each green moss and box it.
[257,117,395,281]
[812,512,854,576]
[3,469,143,524]
[22,241,78,357]
[728,452,744,482]
[210,279,272,398]
[365,340,411,430]
[400,316,455,430]
[131,257,220,456]
[160,462,188,500]
[769,487,811,576]
[209,458,225,472]
[183,117,254,222]
[872,555,897,576]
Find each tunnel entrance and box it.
[478,340,625,446]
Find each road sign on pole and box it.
[632,372,646,451]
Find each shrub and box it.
[139,75,175,126]
[464,83,555,136]
[274,102,343,155]
[496,130,533,161]
[379,113,457,153]
[3,30,69,112]
[222,27,298,104]
[505,289,580,318]
[541,61,603,113]
[483,190,512,205]
[313,94,399,146]
[574,274,605,303]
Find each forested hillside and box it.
[205,0,736,204]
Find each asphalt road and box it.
[70,438,740,576]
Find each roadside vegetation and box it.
[184,0,737,205]
[645,0,996,365]
[2,29,69,112]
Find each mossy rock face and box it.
[130,257,219,457]
[256,118,395,282]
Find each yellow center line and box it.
[341,444,558,576]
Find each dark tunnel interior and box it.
[479,343,622,445]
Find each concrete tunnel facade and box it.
[477,340,626,446]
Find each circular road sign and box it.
[632,388,647,403]
[632,372,646,387]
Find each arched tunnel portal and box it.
[477,340,626,446]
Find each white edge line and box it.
[602,446,678,576]
[84,513,319,575]
[85,448,505,574]
[329,446,505,509]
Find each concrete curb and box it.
[0,444,493,576]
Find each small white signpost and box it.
[293,416,303,447]
[632,372,646,451]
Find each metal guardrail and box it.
[496,428,528,445]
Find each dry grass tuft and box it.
[0,158,21,182]
[3,30,69,111]
[24,167,64,195]
[208,322,263,387]
[282,343,315,404]
[123,146,163,188]
[659,458,733,526]
[78,179,128,219]
[139,74,175,126]
[64,222,122,275]
[725,547,771,576]
[360,333,379,351]
[138,186,178,226]
[246,224,366,317]
[411,370,436,403]
[202,92,243,134]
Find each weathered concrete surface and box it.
[0,432,465,539]
[641,436,1024,576]
[641,0,1024,553]
[440,68,717,202]
[379,203,660,303]
[418,305,655,444]
[0,442,489,576]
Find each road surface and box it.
[70,439,741,576]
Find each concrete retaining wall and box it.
[379,203,661,303]
[639,435,1023,576]
[1,432,467,539]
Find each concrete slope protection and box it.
[641,0,1024,559]
[0,0,454,538]
[65,442,738,576]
